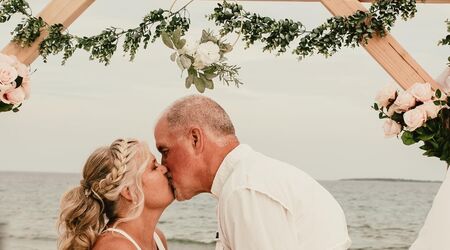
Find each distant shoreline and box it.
[0,171,443,183]
[340,178,441,183]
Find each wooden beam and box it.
[319,0,440,90]
[1,0,95,65]
[237,0,450,3]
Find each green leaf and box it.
[0,102,13,112]
[401,131,417,145]
[173,28,182,44]
[170,52,177,62]
[161,32,174,49]
[373,103,379,111]
[193,75,205,93]
[185,74,194,89]
[436,89,442,99]
[417,133,435,141]
[175,38,186,50]
[200,74,214,89]
[179,55,192,69]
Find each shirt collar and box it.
[211,144,251,198]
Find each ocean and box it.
[0,172,441,250]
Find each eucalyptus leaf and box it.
[170,52,177,62]
[185,74,194,88]
[180,55,192,69]
[173,28,182,44]
[161,32,174,49]
[193,75,206,93]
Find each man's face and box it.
[154,118,199,201]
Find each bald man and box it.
[154,95,351,250]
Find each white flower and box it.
[387,104,400,117]
[0,62,18,85]
[409,82,433,102]
[417,101,443,119]
[375,84,397,107]
[403,108,428,131]
[383,119,402,137]
[394,91,416,111]
[193,41,220,70]
[178,38,199,57]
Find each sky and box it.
[0,0,449,181]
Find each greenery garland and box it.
[1,0,446,66]
[208,0,417,58]
[1,0,190,65]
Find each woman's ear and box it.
[120,187,133,202]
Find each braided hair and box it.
[57,139,150,250]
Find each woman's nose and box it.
[157,164,168,174]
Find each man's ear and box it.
[189,127,204,153]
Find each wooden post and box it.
[1,0,95,65]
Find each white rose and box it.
[375,84,397,107]
[178,38,199,57]
[193,41,220,70]
[417,101,443,119]
[383,119,402,137]
[403,108,427,131]
[0,62,18,85]
[394,91,416,111]
[409,82,433,102]
[1,86,27,105]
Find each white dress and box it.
[103,228,166,250]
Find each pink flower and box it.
[0,62,18,85]
[394,91,416,111]
[375,84,397,107]
[409,82,433,102]
[417,101,444,119]
[1,86,28,105]
[383,119,402,137]
[404,108,428,131]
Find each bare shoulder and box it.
[155,227,168,250]
[92,232,136,250]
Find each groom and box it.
[154,95,351,250]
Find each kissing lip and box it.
[165,172,176,195]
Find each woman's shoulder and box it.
[93,231,137,250]
[155,227,168,250]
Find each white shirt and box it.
[410,169,450,250]
[211,144,351,250]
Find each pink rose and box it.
[387,104,400,117]
[375,84,397,107]
[0,53,17,65]
[394,91,416,111]
[1,86,27,105]
[0,62,18,85]
[383,119,402,137]
[403,108,427,131]
[409,82,433,102]
[417,101,443,119]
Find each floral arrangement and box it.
[162,28,242,93]
[0,53,30,113]
[373,82,450,164]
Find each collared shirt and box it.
[211,144,351,250]
[410,169,450,250]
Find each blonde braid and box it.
[57,138,148,250]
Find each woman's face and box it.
[141,152,174,209]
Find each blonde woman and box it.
[58,138,174,250]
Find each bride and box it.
[57,138,174,250]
